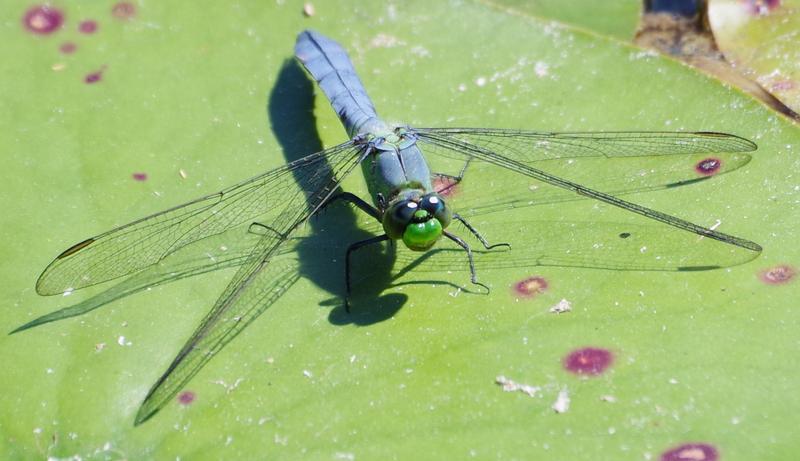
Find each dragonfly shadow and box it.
[268,59,411,325]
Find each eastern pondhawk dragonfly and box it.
[27,30,761,424]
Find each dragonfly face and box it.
[382,191,452,251]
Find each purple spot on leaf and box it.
[132,172,148,181]
[84,69,104,84]
[758,264,795,285]
[112,2,136,20]
[694,158,722,176]
[178,391,196,405]
[79,20,98,34]
[563,347,613,375]
[60,42,76,54]
[771,80,795,91]
[743,0,780,15]
[660,443,719,461]
[22,5,64,35]
[513,276,548,298]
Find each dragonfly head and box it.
[383,192,452,251]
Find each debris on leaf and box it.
[549,298,572,314]
[495,375,541,397]
[552,388,570,413]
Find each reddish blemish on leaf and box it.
[112,2,136,20]
[743,0,781,16]
[22,5,64,35]
[660,443,719,461]
[79,20,98,34]
[563,347,613,375]
[177,391,196,405]
[132,172,148,181]
[84,69,105,84]
[432,175,461,198]
[513,276,548,298]
[758,264,796,285]
[59,42,76,54]
[694,158,722,176]
[771,80,795,91]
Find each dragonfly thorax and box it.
[357,127,418,152]
[382,190,452,251]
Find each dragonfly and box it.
[28,30,761,425]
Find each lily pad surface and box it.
[2,1,798,460]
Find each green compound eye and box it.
[402,210,443,251]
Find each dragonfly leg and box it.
[319,192,382,222]
[345,234,390,312]
[432,158,472,195]
[443,230,490,293]
[376,193,387,211]
[452,213,511,250]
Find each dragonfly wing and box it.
[14,224,275,334]
[132,145,368,424]
[134,240,301,425]
[435,153,752,220]
[396,219,757,272]
[414,128,756,161]
[416,130,761,268]
[37,142,362,295]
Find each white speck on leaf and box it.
[549,298,572,314]
[552,389,570,413]
[213,378,244,393]
[534,61,549,77]
[370,33,404,49]
[410,46,430,58]
[495,376,541,397]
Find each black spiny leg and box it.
[345,234,390,312]
[452,213,511,250]
[319,192,383,221]
[315,192,388,312]
[432,158,472,195]
[443,231,490,293]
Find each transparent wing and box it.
[134,235,300,425]
[416,129,761,269]
[435,151,753,220]
[414,128,756,161]
[391,219,756,272]
[13,225,268,334]
[129,144,367,424]
[36,142,362,295]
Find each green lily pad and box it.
[484,0,642,39]
[2,1,798,459]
